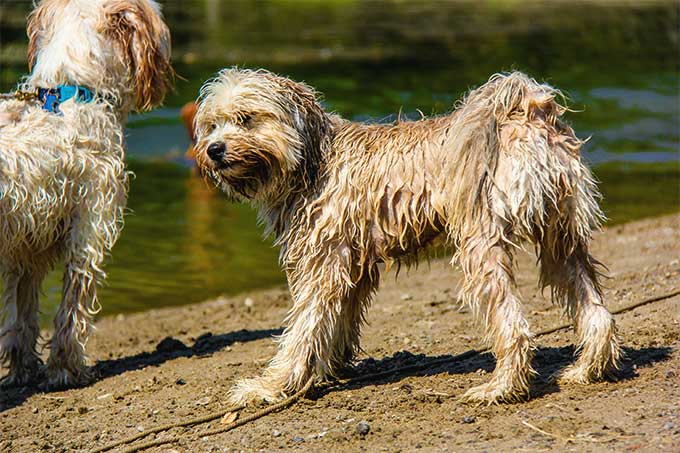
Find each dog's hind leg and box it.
[471,70,620,386]
[540,220,621,384]
[457,215,535,404]
[496,79,621,383]
[0,268,45,387]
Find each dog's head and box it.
[194,68,330,202]
[27,0,172,111]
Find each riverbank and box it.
[2,213,679,452]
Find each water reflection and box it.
[39,162,284,322]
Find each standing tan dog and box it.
[194,68,620,405]
[0,0,171,389]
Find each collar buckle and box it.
[37,85,96,115]
[38,88,62,114]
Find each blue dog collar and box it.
[37,85,95,115]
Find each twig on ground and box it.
[521,420,615,444]
[521,419,571,441]
[111,377,315,453]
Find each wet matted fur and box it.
[194,68,621,405]
[0,0,172,389]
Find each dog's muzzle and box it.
[207,142,227,162]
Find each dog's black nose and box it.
[207,142,226,161]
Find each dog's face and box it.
[195,69,328,201]
[27,0,172,110]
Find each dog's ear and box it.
[284,79,329,156]
[105,0,173,111]
[280,78,330,183]
[26,0,57,71]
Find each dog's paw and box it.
[0,358,44,388]
[461,381,527,405]
[39,366,93,391]
[0,369,40,388]
[555,363,605,385]
[228,377,287,406]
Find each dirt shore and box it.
[1,213,679,452]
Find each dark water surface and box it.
[0,1,678,322]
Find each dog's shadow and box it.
[94,328,283,379]
[314,344,672,401]
[0,334,671,413]
[0,327,282,413]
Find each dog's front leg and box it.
[43,212,117,389]
[229,248,357,405]
[43,259,99,389]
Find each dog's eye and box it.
[209,123,218,131]
[240,114,254,128]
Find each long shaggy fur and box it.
[0,0,171,389]
[195,68,621,405]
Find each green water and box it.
[0,1,678,322]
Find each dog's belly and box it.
[369,220,443,261]
[363,185,446,261]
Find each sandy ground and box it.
[1,213,679,453]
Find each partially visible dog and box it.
[180,101,198,160]
[194,68,621,405]
[0,0,172,389]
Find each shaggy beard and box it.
[201,155,279,201]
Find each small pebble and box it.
[355,421,370,435]
[664,422,675,430]
[195,396,211,406]
[461,415,476,424]
[292,436,305,442]
[175,378,186,385]
[77,407,88,415]
[401,294,413,301]
[136,426,144,432]
[272,430,282,437]
[665,370,676,379]
[244,297,254,308]
[31,407,38,414]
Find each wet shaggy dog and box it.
[0,0,171,389]
[194,68,621,405]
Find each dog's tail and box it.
[443,71,604,256]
